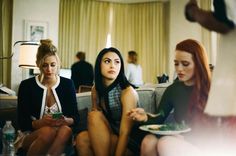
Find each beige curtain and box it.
[59,0,168,84]
[59,0,110,68]
[0,0,13,87]
[110,2,168,83]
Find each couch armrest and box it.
[0,96,18,129]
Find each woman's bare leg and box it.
[158,136,201,156]
[76,131,94,156]
[88,111,113,156]
[22,126,57,156]
[48,125,72,156]
[110,134,118,155]
[141,134,159,156]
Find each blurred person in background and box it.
[71,51,94,92]
[125,51,143,88]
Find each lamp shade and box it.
[18,42,39,68]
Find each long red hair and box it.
[175,39,211,118]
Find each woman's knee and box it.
[75,131,92,154]
[158,136,175,153]
[38,126,57,143]
[141,134,158,148]
[57,125,72,141]
[76,131,90,147]
[75,131,94,156]
[141,134,159,156]
[88,111,104,126]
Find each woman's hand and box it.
[127,108,148,122]
[53,116,74,127]
[41,115,71,127]
[41,114,55,126]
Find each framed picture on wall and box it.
[24,20,48,42]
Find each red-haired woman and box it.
[128,39,212,156]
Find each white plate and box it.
[139,124,191,135]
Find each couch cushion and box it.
[0,96,17,109]
[136,88,156,114]
[75,107,88,133]
[76,92,92,111]
[0,96,18,129]
[75,92,92,133]
[154,83,170,109]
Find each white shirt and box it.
[44,103,59,115]
[125,63,143,87]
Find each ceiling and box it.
[97,0,169,3]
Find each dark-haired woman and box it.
[76,47,145,156]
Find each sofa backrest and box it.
[76,86,167,114]
[0,84,168,130]
[136,88,156,114]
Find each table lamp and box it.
[0,41,39,94]
[18,42,39,69]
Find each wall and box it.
[11,0,59,92]
[168,0,202,80]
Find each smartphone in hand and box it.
[52,112,63,119]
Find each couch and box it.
[0,83,169,130]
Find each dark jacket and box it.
[71,60,94,90]
[17,76,79,133]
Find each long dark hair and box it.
[94,47,130,97]
[175,39,211,115]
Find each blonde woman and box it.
[17,39,79,156]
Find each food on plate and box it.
[147,125,161,130]
[148,122,189,131]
